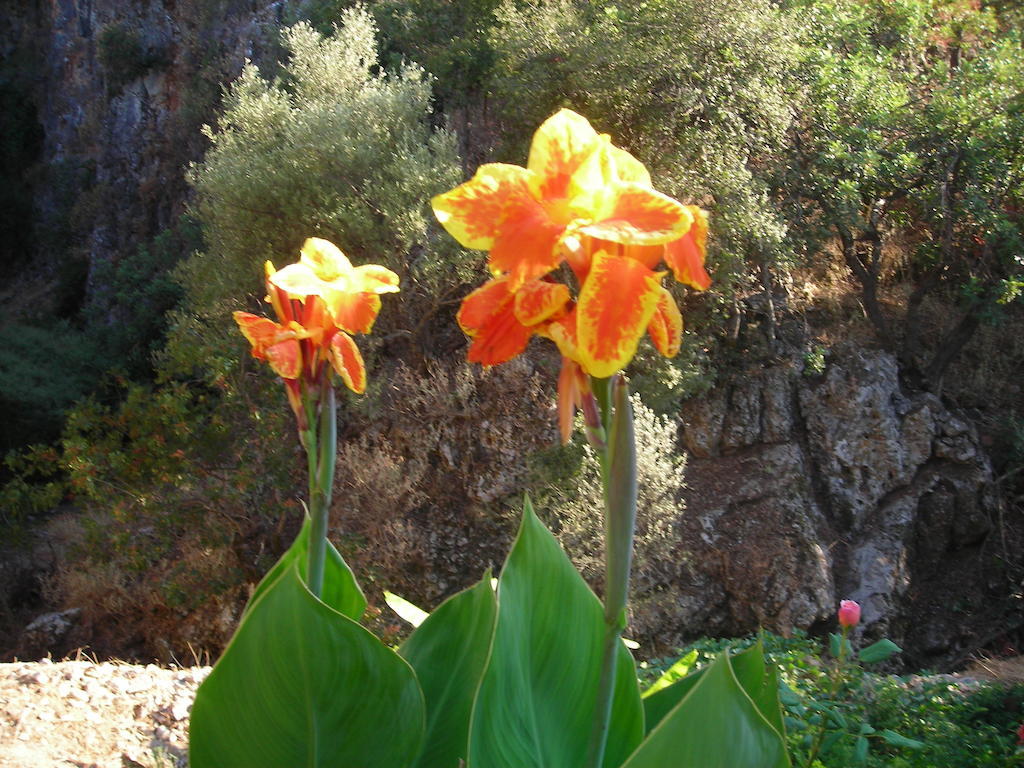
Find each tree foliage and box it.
[171,7,466,381]
[777,0,1024,386]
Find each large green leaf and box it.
[467,498,644,768]
[247,516,366,622]
[623,647,790,768]
[189,553,424,766]
[400,575,498,768]
[727,640,788,740]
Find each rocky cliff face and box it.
[11,0,290,296]
[673,344,1001,665]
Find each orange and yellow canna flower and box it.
[432,109,710,440]
[234,238,399,409]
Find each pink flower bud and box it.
[838,600,861,628]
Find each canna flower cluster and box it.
[233,237,399,428]
[432,109,710,442]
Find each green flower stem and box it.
[585,375,638,768]
[306,376,337,599]
[803,624,851,768]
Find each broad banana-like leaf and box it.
[400,574,498,768]
[468,498,644,768]
[622,644,789,768]
[246,516,366,622]
[189,529,424,768]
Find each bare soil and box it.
[0,657,208,768]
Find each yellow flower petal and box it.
[269,262,331,299]
[300,238,353,282]
[432,164,533,250]
[527,109,601,202]
[540,309,583,364]
[609,145,651,186]
[352,264,400,294]
[576,251,664,378]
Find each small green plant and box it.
[97,23,168,94]
[784,601,922,766]
[803,344,827,376]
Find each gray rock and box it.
[674,344,999,662]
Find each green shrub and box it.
[172,8,467,383]
[530,394,687,645]
[97,23,169,94]
[647,633,1024,768]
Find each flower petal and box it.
[457,277,513,335]
[330,331,367,394]
[352,264,400,294]
[269,262,331,300]
[264,261,294,324]
[540,308,582,363]
[265,339,302,380]
[488,196,567,289]
[513,280,571,327]
[301,238,353,282]
[647,286,683,358]
[527,109,601,201]
[664,206,711,290]
[576,251,664,378]
[557,356,587,445]
[456,277,533,365]
[326,290,382,335]
[610,145,651,187]
[233,312,281,359]
[580,183,694,245]
[432,164,533,250]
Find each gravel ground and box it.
[0,658,209,768]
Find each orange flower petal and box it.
[557,356,585,445]
[664,206,711,290]
[300,238,353,282]
[621,242,665,270]
[647,286,683,358]
[576,251,664,378]
[466,307,533,366]
[234,312,285,359]
[330,331,367,394]
[489,196,567,289]
[264,261,294,324]
[265,339,302,379]
[456,277,532,365]
[352,264,400,294]
[527,109,601,201]
[581,183,694,245]
[432,164,533,250]
[327,290,382,335]
[513,280,571,327]
[457,278,513,335]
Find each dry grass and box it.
[965,655,1024,684]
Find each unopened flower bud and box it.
[838,599,861,629]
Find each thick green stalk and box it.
[306,381,337,598]
[585,376,638,768]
